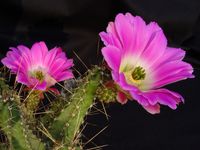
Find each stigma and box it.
[124,66,146,87]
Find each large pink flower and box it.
[1,41,74,90]
[100,13,194,114]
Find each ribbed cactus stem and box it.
[0,79,45,150]
[50,66,102,149]
[22,90,42,119]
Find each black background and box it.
[0,0,200,150]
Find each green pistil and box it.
[131,66,146,80]
[32,71,45,82]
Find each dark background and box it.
[0,0,200,150]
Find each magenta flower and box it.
[100,13,194,114]
[1,41,74,91]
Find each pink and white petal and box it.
[16,46,32,69]
[106,22,122,48]
[117,91,128,104]
[35,81,47,91]
[156,89,184,103]
[1,57,18,72]
[161,47,186,62]
[142,92,159,105]
[124,14,148,57]
[101,45,121,71]
[145,89,183,109]
[99,32,112,46]
[16,72,30,86]
[151,47,186,71]
[54,70,74,82]
[31,42,48,66]
[49,59,69,76]
[28,77,47,90]
[153,61,194,88]
[55,48,68,60]
[111,71,119,82]
[2,47,25,72]
[38,41,48,55]
[130,90,150,106]
[117,73,138,91]
[44,47,58,67]
[66,59,74,68]
[143,104,160,114]
[153,71,194,89]
[114,13,135,51]
[106,22,116,35]
[140,24,167,66]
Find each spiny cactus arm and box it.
[64,73,100,145]
[0,101,13,149]
[49,67,101,149]
[0,79,45,150]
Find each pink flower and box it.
[1,41,74,91]
[100,13,194,114]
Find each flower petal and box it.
[140,22,167,66]
[153,61,194,88]
[102,45,121,71]
[143,104,160,114]
[117,91,128,104]
[31,41,48,66]
[143,88,184,109]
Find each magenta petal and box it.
[130,90,149,106]
[124,14,148,57]
[117,91,128,104]
[35,81,47,91]
[54,70,74,81]
[2,47,30,73]
[1,57,18,72]
[102,45,121,71]
[141,24,167,66]
[143,104,160,114]
[99,32,111,46]
[117,73,138,91]
[144,89,183,109]
[44,47,58,67]
[153,61,194,88]
[115,13,134,51]
[31,41,48,65]
[16,72,30,86]
[49,59,68,75]
[164,47,186,60]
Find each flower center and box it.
[123,66,146,87]
[131,66,146,81]
[32,70,45,82]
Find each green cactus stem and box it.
[22,90,43,120]
[0,78,45,150]
[49,66,102,149]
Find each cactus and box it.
[0,78,45,150]
[49,66,101,149]
[0,66,104,150]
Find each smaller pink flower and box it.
[1,41,74,90]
